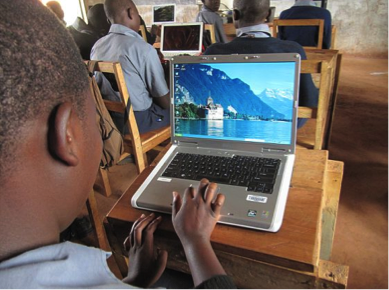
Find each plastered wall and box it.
[87,0,388,57]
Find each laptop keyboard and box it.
[161,153,280,194]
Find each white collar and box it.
[294,0,318,7]
[236,24,271,38]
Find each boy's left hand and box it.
[122,213,168,288]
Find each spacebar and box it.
[194,174,230,185]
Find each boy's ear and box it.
[49,102,80,166]
[127,7,132,20]
[265,8,271,22]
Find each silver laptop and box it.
[132,53,301,232]
[152,4,176,24]
[160,23,203,58]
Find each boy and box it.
[204,0,319,128]
[196,0,228,44]
[0,1,235,288]
[279,0,332,49]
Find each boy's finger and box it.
[183,185,195,202]
[212,193,226,217]
[195,178,210,202]
[129,213,146,247]
[144,216,162,253]
[132,213,155,246]
[204,182,218,205]
[172,191,182,219]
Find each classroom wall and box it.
[87,0,388,57]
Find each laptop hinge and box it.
[262,148,289,153]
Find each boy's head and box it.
[233,0,270,28]
[46,1,65,23]
[105,0,140,32]
[202,0,221,12]
[0,0,102,260]
[87,3,111,37]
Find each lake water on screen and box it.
[175,119,292,144]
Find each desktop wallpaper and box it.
[173,62,296,144]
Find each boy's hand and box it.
[122,213,168,288]
[172,179,225,245]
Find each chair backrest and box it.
[223,23,236,41]
[88,61,146,173]
[139,24,148,42]
[305,49,342,149]
[204,24,216,44]
[298,59,332,150]
[272,19,325,49]
[88,61,171,174]
[330,25,337,49]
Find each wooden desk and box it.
[106,149,348,288]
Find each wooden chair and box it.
[297,59,332,150]
[330,25,337,49]
[139,24,148,42]
[223,23,236,41]
[305,49,342,149]
[272,19,325,49]
[204,24,216,44]
[89,61,171,196]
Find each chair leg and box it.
[86,190,110,251]
[86,190,124,279]
[103,221,130,278]
[99,167,112,197]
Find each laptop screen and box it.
[172,58,298,145]
[152,4,176,24]
[161,23,203,53]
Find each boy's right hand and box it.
[171,179,225,246]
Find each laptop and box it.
[152,4,176,24]
[160,23,203,58]
[132,53,301,232]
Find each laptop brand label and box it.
[247,195,268,203]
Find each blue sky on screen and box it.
[208,62,296,95]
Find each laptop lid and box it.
[170,53,300,155]
[152,4,176,24]
[132,54,300,231]
[161,23,204,56]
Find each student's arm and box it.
[143,46,170,108]
[153,92,170,109]
[214,15,228,43]
[172,179,235,288]
[122,213,168,288]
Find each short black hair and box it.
[234,0,270,26]
[0,0,89,178]
[87,3,110,36]
[104,0,132,23]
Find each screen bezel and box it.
[161,22,204,55]
[169,54,301,154]
[152,4,176,24]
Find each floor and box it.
[90,55,388,289]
